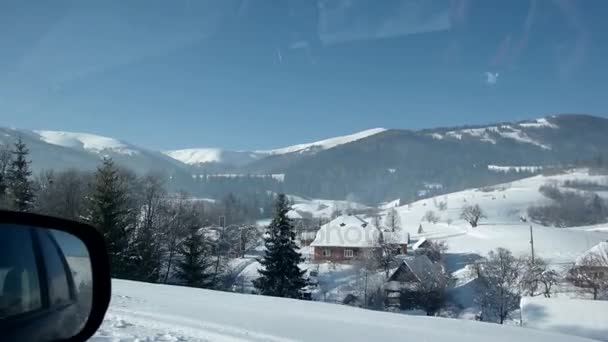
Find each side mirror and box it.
[0,210,111,342]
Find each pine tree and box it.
[88,158,136,278]
[7,138,34,212]
[418,224,424,234]
[254,194,307,299]
[0,145,10,207]
[175,226,216,288]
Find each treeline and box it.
[528,184,608,227]
[0,139,269,288]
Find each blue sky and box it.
[1,0,607,150]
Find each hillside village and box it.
[221,168,608,340]
[2,137,608,341]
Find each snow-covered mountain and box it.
[3,114,608,203]
[164,128,386,166]
[256,127,387,155]
[35,130,139,156]
[0,127,188,177]
[164,148,262,167]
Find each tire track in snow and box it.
[91,307,297,342]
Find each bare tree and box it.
[460,204,486,228]
[35,169,91,221]
[132,172,167,282]
[417,240,448,263]
[385,208,401,232]
[568,252,608,300]
[377,233,398,278]
[423,210,440,224]
[162,192,199,283]
[356,249,381,307]
[474,248,523,324]
[520,257,558,298]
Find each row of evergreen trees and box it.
[0,138,310,299]
[0,139,233,288]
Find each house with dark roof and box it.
[385,255,446,308]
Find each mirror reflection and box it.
[0,224,92,339]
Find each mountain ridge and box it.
[2,114,608,204]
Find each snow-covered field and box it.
[521,297,608,341]
[91,279,594,342]
[385,170,608,263]
[91,169,608,341]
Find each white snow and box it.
[35,130,138,155]
[287,210,303,219]
[443,125,551,149]
[165,128,386,165]
[193,174,285,183]
[379,199,401,210]
[518,118,559,129]
[412,237,428,250]
[164,148,224,164]
[488,165,543,173]
[287,196,371,219]
[385,169,608,262]
[311,215,380,248]
[92,279,592,342]
[257,128,386,155]
[575,241,608,265]
[521,297,608,341]
[497,129,551,150]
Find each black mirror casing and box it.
[0,210,111,342]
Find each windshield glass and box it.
[1,1,607,342]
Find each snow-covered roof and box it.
[382,230,409,245]
[412,237,428,251]
[390,255,443,286]
[575,241,608,266]
[287,210,303,219]
[310,215,379,248]
[403,255,439,283]
[299,231,318,241]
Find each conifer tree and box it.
[7,138,34,212]
[88,158,136,278]
[175,226,216,288]
[254,194,307,299]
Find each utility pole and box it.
[529,224,535,263]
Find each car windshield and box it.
[1,1,608,341]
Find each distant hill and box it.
[2,114,608,203]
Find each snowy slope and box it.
[91,279,593,342]
[521,297,608,341]
[432,117,557,149]
[35,130,138,155]
[164,148,261,166]
[384,170,608,262]
[257,128,386,155]
[163,128,387,165]
[288,195,372,219]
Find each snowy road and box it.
[89,279,597,342]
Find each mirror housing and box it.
[0,210,111,342]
